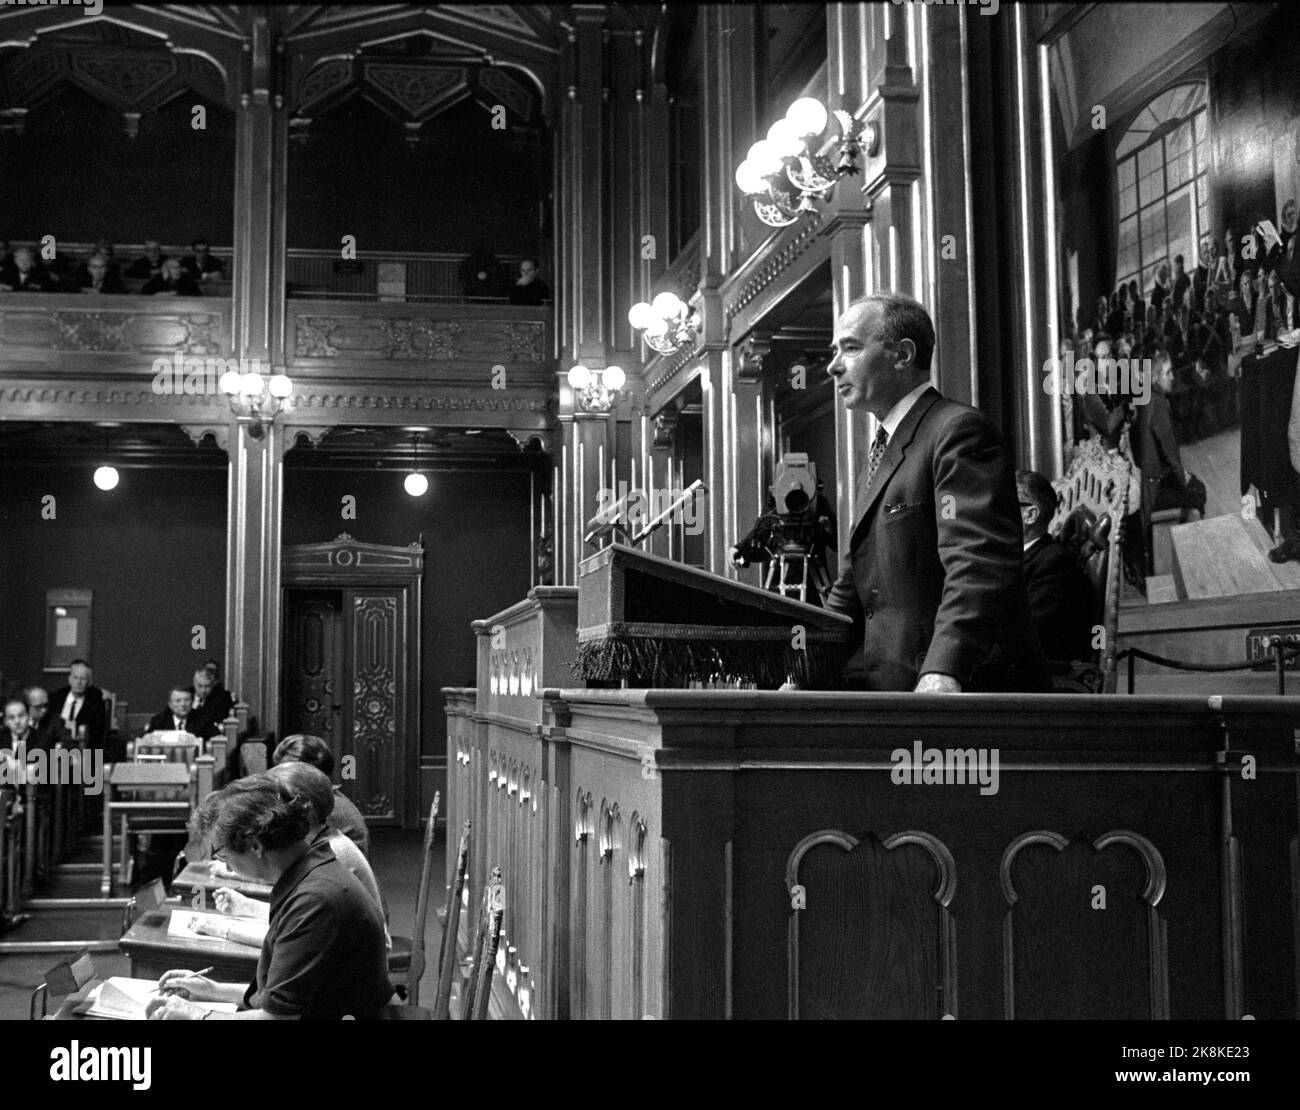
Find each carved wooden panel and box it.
[786,829,956,1020]
[1001,830,1168,1020]
[351,592,401,821]
[0,302,227,356]
[282,591,344,750]
[292,313,545,363]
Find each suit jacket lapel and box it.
[849,387,942,550]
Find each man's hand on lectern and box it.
[915,672,961,693]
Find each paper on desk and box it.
[84,978,238,1020]
[168,909,269,947]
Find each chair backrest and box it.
[433,819,470,1020]
[462,866,504,1021]
[1049,436,1130,692]
[403,792,441,1006]
[31,948,97,1020]
[135,735,202,764]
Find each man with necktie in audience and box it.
[69,251,127,294]
[24,686,69,748]
[147,685,196,734]
[2,695,46,756]
[821,291,1049,693]
[49,660,110,754]
[1016,471,1096,664]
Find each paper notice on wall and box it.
[55,617,78,647]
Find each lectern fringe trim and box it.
[571,635,848,689]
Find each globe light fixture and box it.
[221,364,293,439]
[93,465,119,491]
[735,96,880,228]
[567,364,626,414]
[404,472,429,497]
[627,288,700,356]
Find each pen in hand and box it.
[160,966,215,997]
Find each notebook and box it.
[77,978,238,1021]
[167,909,269,948]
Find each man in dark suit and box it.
[1016,471,1096,663]
[49,659,110,751]
[822,292,1049,693]
[188,667,233,740]
[147,686,196,734]
[0,246,55,292]
[24,685,70,748]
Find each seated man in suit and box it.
[142,258,201,296]
[24,685,69,748]
[147,685,196,734]
[273,734,370,858]
[49,659,111,753]
[822,291,1049,693]
[1016,471,1096,664]
[0,246,55,292]
[188,667,233,740]
[70,251,127,294]
[179,238,225,282]
[124,239,167,280]
[2,695,45,756]
[508,258,550,305]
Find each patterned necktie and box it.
[864,426,890,490]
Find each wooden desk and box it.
[172,860,273,900]
[119,902,261,982]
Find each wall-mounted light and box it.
[735,96,880,228]
[567,363,626,414]
[627,290,700,356]
[220,369,293,438]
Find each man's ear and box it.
[895,337,917,371]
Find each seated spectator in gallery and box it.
[459,248,507,298]
[125,239,168,279]
[1090,295,1108,336]
[1103,289,1127,339]
[1016,471,1095,664]
[1149,261,1172,313]
[1081,337,1128,450]
[49,659,110,752]
[0,246,55,291]
[147,685,196,734]
[142,257,201,296]
[180,238,225,282]
[189,667,234,738]
[1192,235,1217,313]
[1126,280,1145,328]
[25,686,69,748]
[273,733,370,859]
[508,258,550,305]
[70,251,127,294]
[1,696,45,756]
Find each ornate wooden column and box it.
[225,7,290,724]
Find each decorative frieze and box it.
[292,313,546,363]
[0,302,227,357]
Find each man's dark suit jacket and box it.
[189,688,235,739]
[824,387,1050,692]
[0,262,55,291]
[48,685,110,749]
[146,709,212,738]
[1023,536,1096,663]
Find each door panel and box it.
[281,590,346,766]
[348,590,403,823]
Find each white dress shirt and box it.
[879,381,933,442]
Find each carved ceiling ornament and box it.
[476,64,532,119]
[361,61,469,123]
[441,5,541,40]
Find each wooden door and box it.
[281,589,347,764]
[346,589,404,823]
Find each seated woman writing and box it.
[146,773,393,1020]
[209,760,391,946]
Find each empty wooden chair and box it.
[461,866,504,1020]
[387,792,440,1003]
[432,820,471,1020]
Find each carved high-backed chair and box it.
[1048,436,1132,693]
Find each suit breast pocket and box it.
[882,502,925,525]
